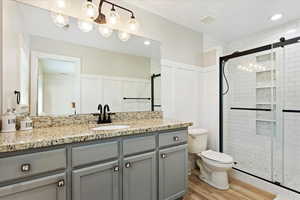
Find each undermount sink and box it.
[92,125,130,131]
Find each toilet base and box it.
[198,172,229,190]
[197,159,230,190]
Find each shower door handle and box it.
[230,107,271,111]
[282,109,300,113]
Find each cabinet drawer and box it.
[0,149,66,183]
[72,141,119,167]
[0,173,66,199]
[159,130,187,148]
[123,135,156,156]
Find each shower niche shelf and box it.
[256,119,276,122]
[255,53,277,134]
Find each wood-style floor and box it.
[183,173,276,200]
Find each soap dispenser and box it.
[1,109,17,133]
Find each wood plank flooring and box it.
[183,173,276,200]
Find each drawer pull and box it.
[161,153,167,159]
[173,136,180,141]
[21,163,31,172]
[125,162,131,168]
[57,179,65,187]
[113,166,120,172]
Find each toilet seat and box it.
[199,150,233,164]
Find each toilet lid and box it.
[201,150,233,164]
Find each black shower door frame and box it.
[219,36,300,194]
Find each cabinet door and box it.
[159,145,188,200]
[72,161,120,200]
[0,173,66,200]
[123,152,156,200]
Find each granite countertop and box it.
[0,119,192,153]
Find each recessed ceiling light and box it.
[270,13,283,21]
[286,29,297,34]
[144,40,151,46]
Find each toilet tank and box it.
[188,128,208,154]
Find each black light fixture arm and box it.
[98,0,135,18]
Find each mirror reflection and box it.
[5,1,161,116]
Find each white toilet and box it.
[188,128,233,190]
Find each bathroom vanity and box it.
[0,1,191,199]
[0,119,192,200]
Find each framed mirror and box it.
[3,0,161,116]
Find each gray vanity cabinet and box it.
[0,128,188,200]
[159,144,188,200]
[72,160,120,200]
[0,173,66,200]
[123,151,157,200]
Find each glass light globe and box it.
[98,25,113,38]
[107,10,120,26]
[51,12,69,28]
[128,17,140,32]
[78,20,94,32]
[56,0,66,9]
[118,31,131,42]
[82,0,98,20]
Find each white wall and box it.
[200,66,219,150]
[2,0,30,111]
[160,56,221,151]
[30,36,151,79]
[0,0,3,114]
[80,75,151,113]
[16,0,203,66]
[43,74,77,115]
[161,60,202,128]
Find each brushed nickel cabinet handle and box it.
[57,179,65,187]
[21,163,31,172]
[161,153,167,159]
[125,162,131,168]
[113,166,120,172]
[173,136,180,141]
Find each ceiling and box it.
[122,0,300,42]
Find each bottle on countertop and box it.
[20,114,33,131]
[72,102,77,115]
[1,108,17,133]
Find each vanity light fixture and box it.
[118,31,131,42]
[128,17,140,32]
[107,5,120,26]
[82,0,98,20]
[98,25,113,38]
[78,20,94,32]
[94,0,139,33]
[51,12,69,28]
[52,0,139,41]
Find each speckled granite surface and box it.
[0,119,192,153]
[30,111,163,128]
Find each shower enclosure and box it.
[220,36,300,194]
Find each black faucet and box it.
[103,104,112,123]
[97,104,103,124]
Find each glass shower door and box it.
[223,49,277,182]
[281,42,300,191]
